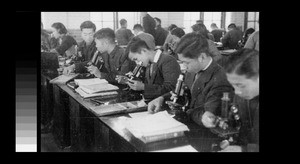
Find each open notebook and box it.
[74,78,119,97]
[124,111,189,143]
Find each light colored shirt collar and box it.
[202,57,212,71]
[153,49,162,63]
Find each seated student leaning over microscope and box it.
[220,48,259,152]
[63,21,100,74]
[147,32,234,128]
[125,37,181,102]
[86,28,133,84]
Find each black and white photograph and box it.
[39,11,259,152]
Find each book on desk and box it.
[90,100,147,116]
[49,73,80,84]
[71,78,119,98]
[124,111,189,144]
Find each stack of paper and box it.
[74,78,119,98]
[75,87,118,99]
[150,145,198,152]
[125,111,189,143]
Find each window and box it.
[90,12,115,30]
[247,12,259,30]
[183,12,200,33]
[203,12,222,32]
[117,12,140,32]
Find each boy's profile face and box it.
[226,73,259,100]
[95,38,108,53]
[177,53,204,73]
[128,48,150,67]
[81,28,95,44]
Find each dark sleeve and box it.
[246,106,259,152]
[74,61,89,73]
[127,29,134,41]
[55,36,77,55]
[143,16,150,33]
[221,32,230,48]
[188,74,234,126]
[103,49,133,83]
[144,58,181,99]
[49,37,59,49]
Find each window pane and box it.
[212,12,221,20]
[94,22,103,30]
[90,12,103,21]
[184,12,191,20]
[102,21,114,29]
[248,12,255,20]
[247,22,255,29]
[255,22,259,31]
[190,12,200,21]
[204,12,212,20]
[118,12,139,30]
[102,12,113,21]
[256,12,259,21]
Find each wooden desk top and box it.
[55,82,220,152]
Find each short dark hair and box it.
[171,27,185,38]
[211,23,217,28]
[94,28,115,44]
[133,24,143,31]
[228,23,236,29]
[244,28,255,36]
[191,23,210,39]
[80,21,96,31]
[174,32,210,59]
[154,17,161,24]
[120,19,127,26]
[196,20,203,24]
[223,48,259,79]
[51,22,68,34]
[127,37,150,54]
[168,24,177,31]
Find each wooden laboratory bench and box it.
[50,80,221,152]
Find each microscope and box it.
[66,45,84,66]
[210,92,242,151]
[166,71,191,122]
[85,50,104,78]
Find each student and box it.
[210,23,225,42]
[168,27,185,59]
[244,31,259,51]
[221,48,259,152]
[191,23,221,61]
[221,23,243,49]
[63,21,99,74]
[163,24,178,52]
[87,28,132,84]
[50,22,77,57]
[126,37,181,102]
[147,33,234,129]
[115,19,134,46]
[191,23,215,41]
[141,12,156,38]
[239,28,255,48]
[132,24,155,50]
[153,17,168,46]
